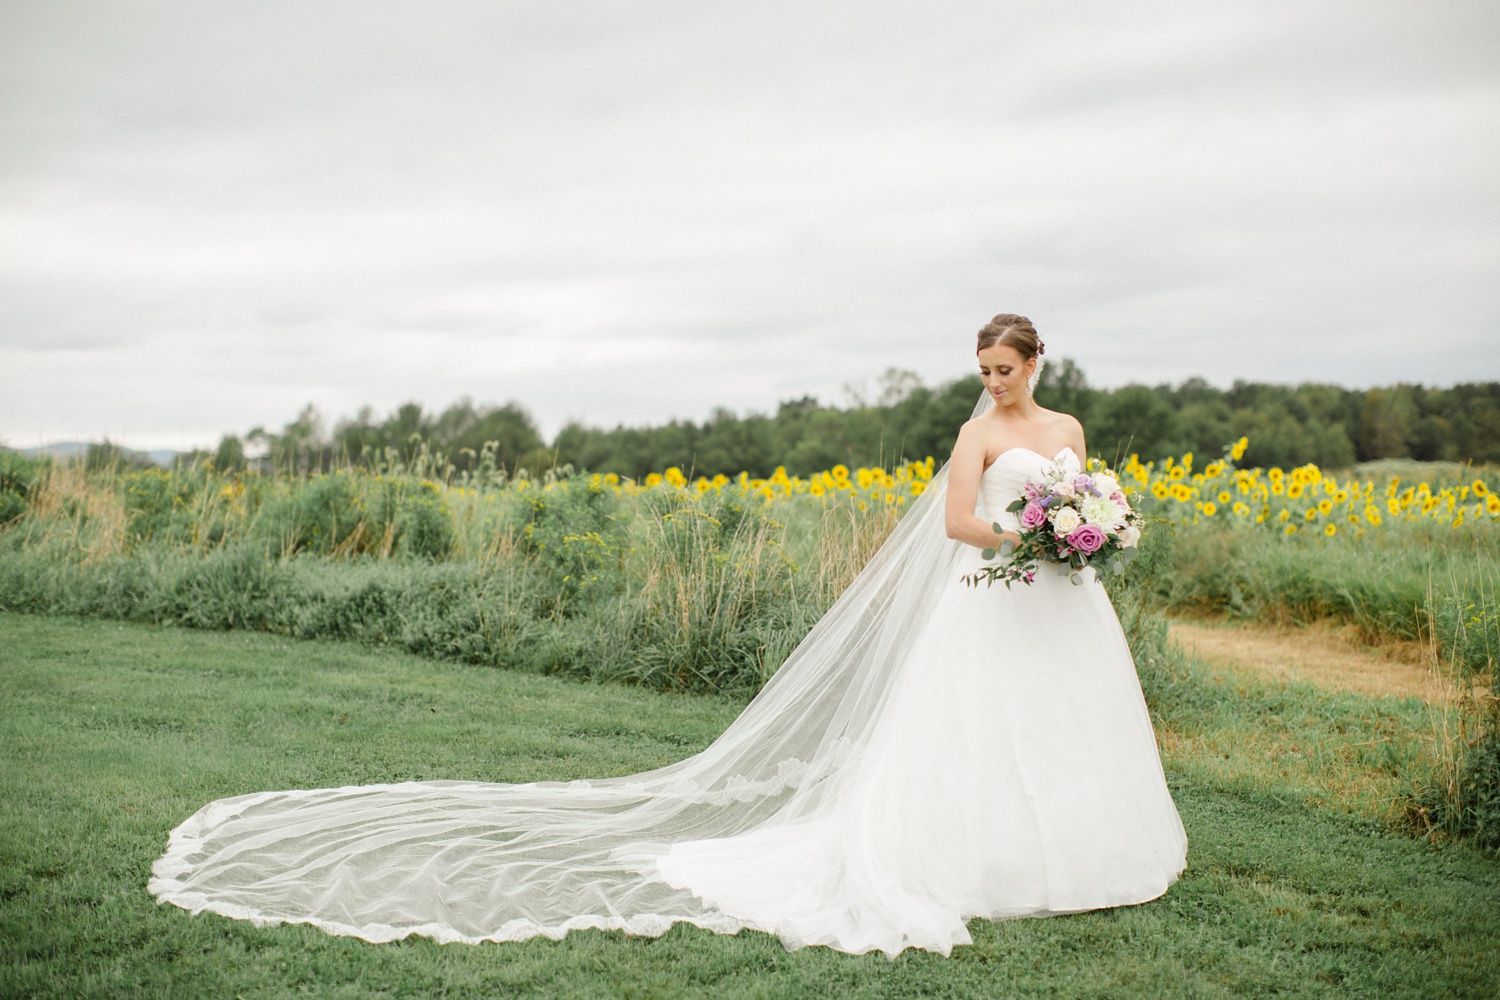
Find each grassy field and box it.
[3,613,1497,999]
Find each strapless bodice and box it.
[978,447,1081,530]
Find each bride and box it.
[150,313,1188,958]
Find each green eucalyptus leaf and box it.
[999,540,1015,556]
[981,548,996,560]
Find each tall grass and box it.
[3,455,1497,850]
[0,460,893,696]
[1160,514,1500,642]
[1410,569,1500,851]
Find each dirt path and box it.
[1167,617,1454,703]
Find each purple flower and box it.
[1069,524,1107,554]
[1020,501,1047,529]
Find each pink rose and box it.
[1068,524,1107,554]
[1020,501,1047,529]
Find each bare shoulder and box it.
[956,416,998,442]
[1051,409,1084,435]
[951,416,1000,459]
[1038,406,1086,453]
[1027,405,1081,435]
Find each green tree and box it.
[1359,388,1416,460]
[212,434,247,473]
[1088,386,1186,463]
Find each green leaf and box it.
[999,540,1015,557]
[1070,572,1083,586]
[1005,499,1026,513]
[981,548,996,560]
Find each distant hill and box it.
[20,441,89,460]
[15,442,179,468]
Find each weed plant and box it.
[0,462,867,697]
[3,453,1498,851]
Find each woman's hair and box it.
[976,313,1045,360]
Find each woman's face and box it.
[977,343,1035,408]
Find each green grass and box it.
[3,613,1498,999]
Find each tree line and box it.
[189,361,1499,478]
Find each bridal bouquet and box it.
[963,460,1143,588]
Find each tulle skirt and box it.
[652,547,1188,956]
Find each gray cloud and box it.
[1,1,1497,449]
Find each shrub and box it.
[508,476,622,616]
[592,490,799,693]
[122,468,199,546]
[157,542,288,629]
[0,451,41,526]
[255,472,368,556]
[394,480,455,560]
[0,489,25,526]
[1412,731,1500,855]
[1429,589,1500,681]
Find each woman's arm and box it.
[944,422,1020,549]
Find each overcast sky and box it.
[2,1,1497,451]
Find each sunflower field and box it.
[1119,436,1500,537]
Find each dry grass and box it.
[803,499,901,607]
[1167,616,1453,703]
[25,462,127,562]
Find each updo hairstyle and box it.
[976,313,1045,361]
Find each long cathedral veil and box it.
[149,389,997,944]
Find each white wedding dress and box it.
[150,416,1188,958]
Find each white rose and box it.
[1052,506,1082,534]
[1119,525,1141,548]
[1050,480,1077,500]
[1094,473,1119,496]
